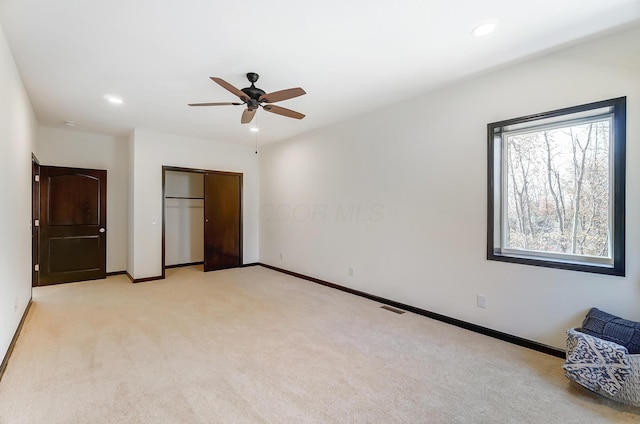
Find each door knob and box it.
[99,228,105,233]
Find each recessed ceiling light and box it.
[105,95,123,104]
[64,121,77,127]
[250,127,259,132]
[472,23,496,37]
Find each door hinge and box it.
[34,219,39,227]
[34,264,39,272]
[34,175,40,182]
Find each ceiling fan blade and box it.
[211,77,250,101]
[188,102,242,106]
[263,104,305,120]
[241,108,257,124]
[259,87,306,103]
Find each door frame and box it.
[161,165,243,273]
[32,153,40,287]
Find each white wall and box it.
[36,126,129,273]
[0,23,37,361]
[259,24,640,350]
[165,170,204,198]
[129,129,259,279]
[164,198,204,266]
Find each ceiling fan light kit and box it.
[189,72,306,124]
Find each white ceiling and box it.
[1,0,639,146]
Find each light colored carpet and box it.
[0,265,638,423]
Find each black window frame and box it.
[487,97,626,276]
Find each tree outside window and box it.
[488,97,626,276]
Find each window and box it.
[487,97,626,276]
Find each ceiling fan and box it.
[189,72,306,124]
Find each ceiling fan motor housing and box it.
[241,72,266,103]
[241,86,266,102]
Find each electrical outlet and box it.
[348,267,354,277]
[477,295,487,309]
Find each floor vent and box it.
[380,305,406,314]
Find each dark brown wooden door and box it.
[39,166,107,285]
[204,172,242,271]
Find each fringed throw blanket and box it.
[563,328,631,396]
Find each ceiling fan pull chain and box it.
[255,113,259,154]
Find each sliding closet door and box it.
[203,172,242,271]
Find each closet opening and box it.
[162,166,242,272]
